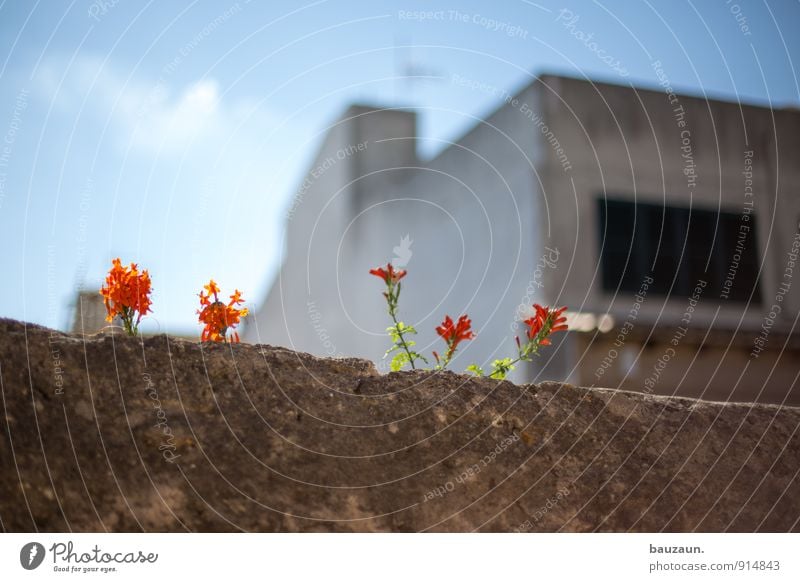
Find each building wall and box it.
[534,74,800,403]
[247,74,800,401]
[246,106,417,354]
[536,74,800,330]
[574,329,800,406]
[70,291,107,334]
[348,83,546,378]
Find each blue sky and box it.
[1,0,798,336]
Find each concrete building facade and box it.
[246,73,800,406]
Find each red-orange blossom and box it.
[197,279,248,343]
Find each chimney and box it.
[342,105,417,206]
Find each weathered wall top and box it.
[1,318,798,532]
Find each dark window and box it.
[597,197,761,302]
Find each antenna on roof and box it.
[393,36,444,105]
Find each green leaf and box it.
[466,364,484,377]
[390,351,410,372]
[489,358,515,380]
[393,321,417,336]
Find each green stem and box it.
[387,284,416,370]
[498,320,553,372]
[439,342,456,370]
[121,306,138,336]
[503,350,533,371]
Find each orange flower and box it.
[369,263,407,285]
[99,257,153,335]
[435,314,476,366]
[436,314,475,349]
[523,304,567,345]
[197,279,249,343]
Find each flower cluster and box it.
[524,304,568,345]
[98,258,248,341]
[99,258,153,336]
[434,315,475,368]
[197,279,249,343]
[370,262,567,379]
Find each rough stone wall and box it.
[1,318,798,532]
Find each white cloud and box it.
[129,78,224,153]
[35,55,285,158]
[32,56,320,248]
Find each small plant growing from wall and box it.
[369,263,567,379]
[370,263,427,370]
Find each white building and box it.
[246,73,800,405]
